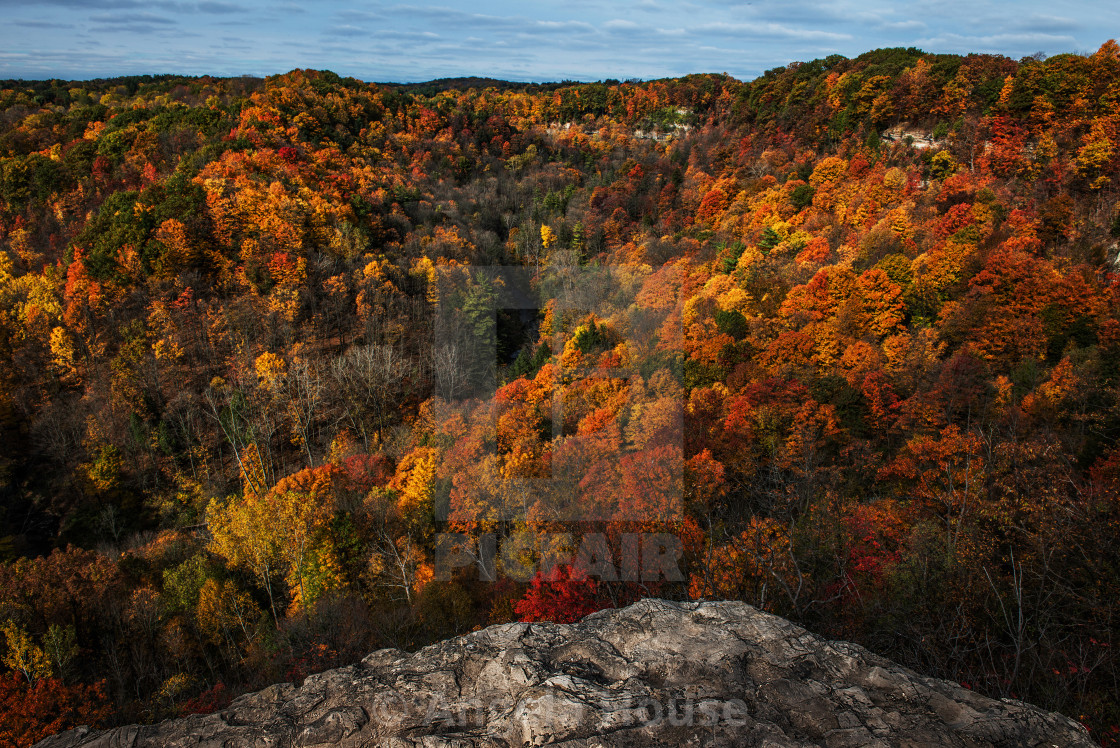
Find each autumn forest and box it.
[2,42,1120,744]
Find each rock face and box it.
[38,599,1094,748]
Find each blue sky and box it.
[0,0,1115,83]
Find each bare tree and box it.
[284,358,324,467]
[204,372,281,494]
[331,344,415,449]
[368,527,424,605]
[430,340,469,401]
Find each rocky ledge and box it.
[37,599,1094,747]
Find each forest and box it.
[1,41,1120,745]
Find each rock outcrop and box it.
[880,125,938,150]
[37,599,1094,747]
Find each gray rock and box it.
[35,599,1095,747]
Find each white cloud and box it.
[692,20,851,41]
[877,20,927,32]
[914,31,1079,54]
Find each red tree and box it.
[0,675,112,748]
[514,564,611,624]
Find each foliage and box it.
[0,674,112,748]
[2,44,1120,742]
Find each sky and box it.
[0,0,1116,84]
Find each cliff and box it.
[36,599,1094,747]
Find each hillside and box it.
[1,43,1120,743]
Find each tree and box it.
[196,579,260,657]
[1076,118,1116,189]
[514,564,610,624]
[207,493,283,625]
[0,622,51,682]
[284,357,324,467]
[0,674,112,748]
[883,425,984,554]
[857,268,905,338]
[331,344,413,447]
[362,486,429,605]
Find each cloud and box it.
[1,0,1117,84]
[877,20,926,32]
[90,10,175,23]
[0,0,245,13]
[528,19,597,33]
[324,24,369,36]
[1011,14,1084,33]
[0,0,144,6]
[743,0,850,25]
[196,1,241,13]
[914,31,1080,55]
[378,5,594,36]
[89,22,179,33]
[691,20,851,41]
[10,18,75,27]
[378,29,440,41]
[337,9,383,22]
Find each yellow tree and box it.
[272,487,339,612]
[208,465,346,618]
[1076,118,1116,189]
[196,579,260,658]
[1,621,52,682]
[207,493,283,624]
[392,448,437,533]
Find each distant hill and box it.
[379,76,582,95]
